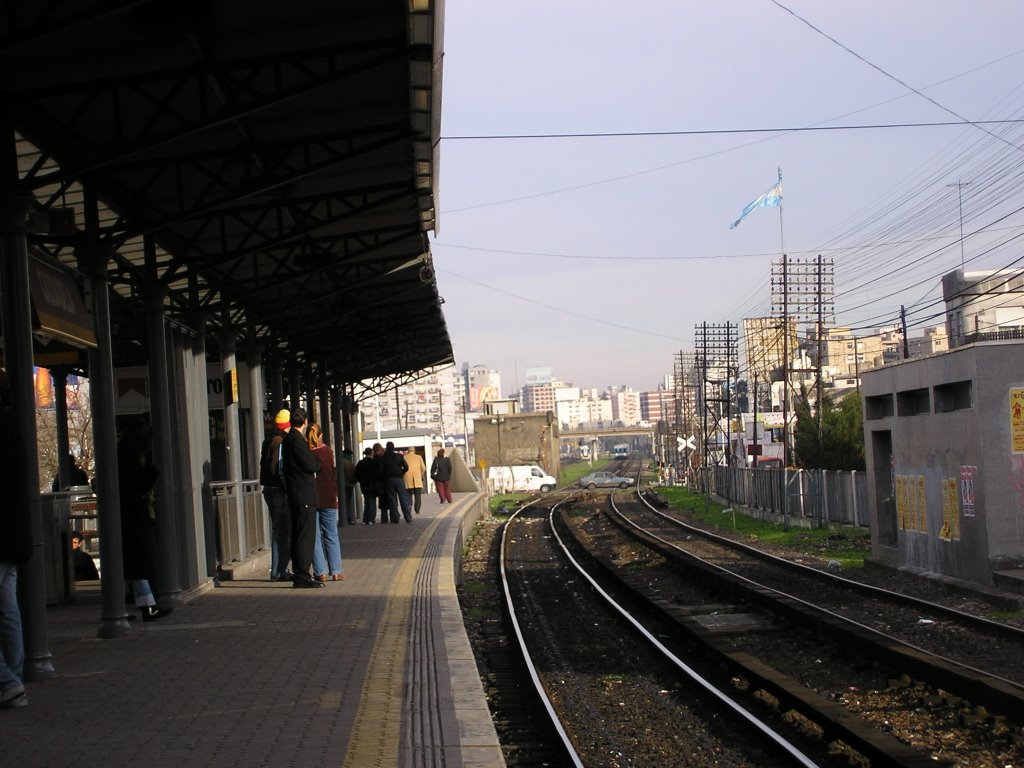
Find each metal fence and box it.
[210,480,269,565]
[700,466,868,527]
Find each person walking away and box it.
[354,447,379,524]
[372,443,393,523]
[307,423,343,582]
[259,410,293,581]
[341,450,357,524]
[403,447,426,515]
[0,369,31,708]
[281,408,322,588]
[382,441,411,523]
[430,448,453,504]
[118,420,172,621]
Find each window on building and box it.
[934,380,973,413]
[896,388,931,416]
[865,394,894,420]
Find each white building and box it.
[463,363,501,411]
[943,268,1024,347]
[359,364,463,438]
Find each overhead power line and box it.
[440,119,1024,142]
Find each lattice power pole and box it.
[694,322,738,470]
[672,351,696,470]
[770,255,834,467]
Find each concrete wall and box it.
[861,341,1024,585]
[473,413,560,479]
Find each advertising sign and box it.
[1012,388,1024,452]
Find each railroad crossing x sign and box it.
[677,435,696,451]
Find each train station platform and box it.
[0,493,504,768]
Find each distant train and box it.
[612,443,630,458]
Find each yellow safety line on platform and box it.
[342,505,456,768]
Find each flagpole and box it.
[776,166,791,530]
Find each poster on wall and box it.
[960,465,977,517]
[1011,388,1024,452]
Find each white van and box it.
[488,464,557,493]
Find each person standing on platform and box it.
[382,441,411,523]
[341,449,357,525]
[372,443,393,523]
[0,370,31,708]
[281,408,322,589]
[118,420,172,621]
[403,447,426,515]
[259,410,293,581]
[51,453,89,492]
[354,447,379,525]
[307,423,343,583]
[430,448,454,504]
[70,532,99,581]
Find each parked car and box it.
[579,471,634,489]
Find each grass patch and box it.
[656,485,871,568]
[987,609,1024,621]
[489,493,532,514]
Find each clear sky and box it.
[431,1,1024,395]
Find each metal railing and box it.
[698,466,868,527]
[210,480,269,566]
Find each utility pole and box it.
[900,305,910,359]
[947,180,970,271]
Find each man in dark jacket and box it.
[281,408,322,588]
[354,447,380,524]
[259,409,292,580]
[382,441,412,524]
[0,370,31,708]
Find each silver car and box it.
[580,471,634,489]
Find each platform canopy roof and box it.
[2,0,452,391]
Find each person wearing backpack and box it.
[259,409,292,581]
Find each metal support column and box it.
[77,236,130,639]
[0,185,58,672]
[331,390,348,526]
[52,367,72,489]
[218,326,246,560]
[245,340,265,480]
[318,374,331,444]
[143,277,182,603]
[266,353,283,413]
[287,359,301,411]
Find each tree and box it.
[793,389,864,471]
[36,373,94,492]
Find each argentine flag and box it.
[729,177,783,229]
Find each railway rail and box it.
[555,487,1024,765]
[609,490,1024,696]
[500,499,827,767]
[461,458,1024,765]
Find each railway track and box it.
[552,487,1024,766]
[607,490,1024,695]
[500,499,827,767]
[460,460,1024,765]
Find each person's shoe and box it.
[331,574,345,581]
[315,574,328,583]
[292,578,325,589]
[141,606,173,622]
[0,684,27,709]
